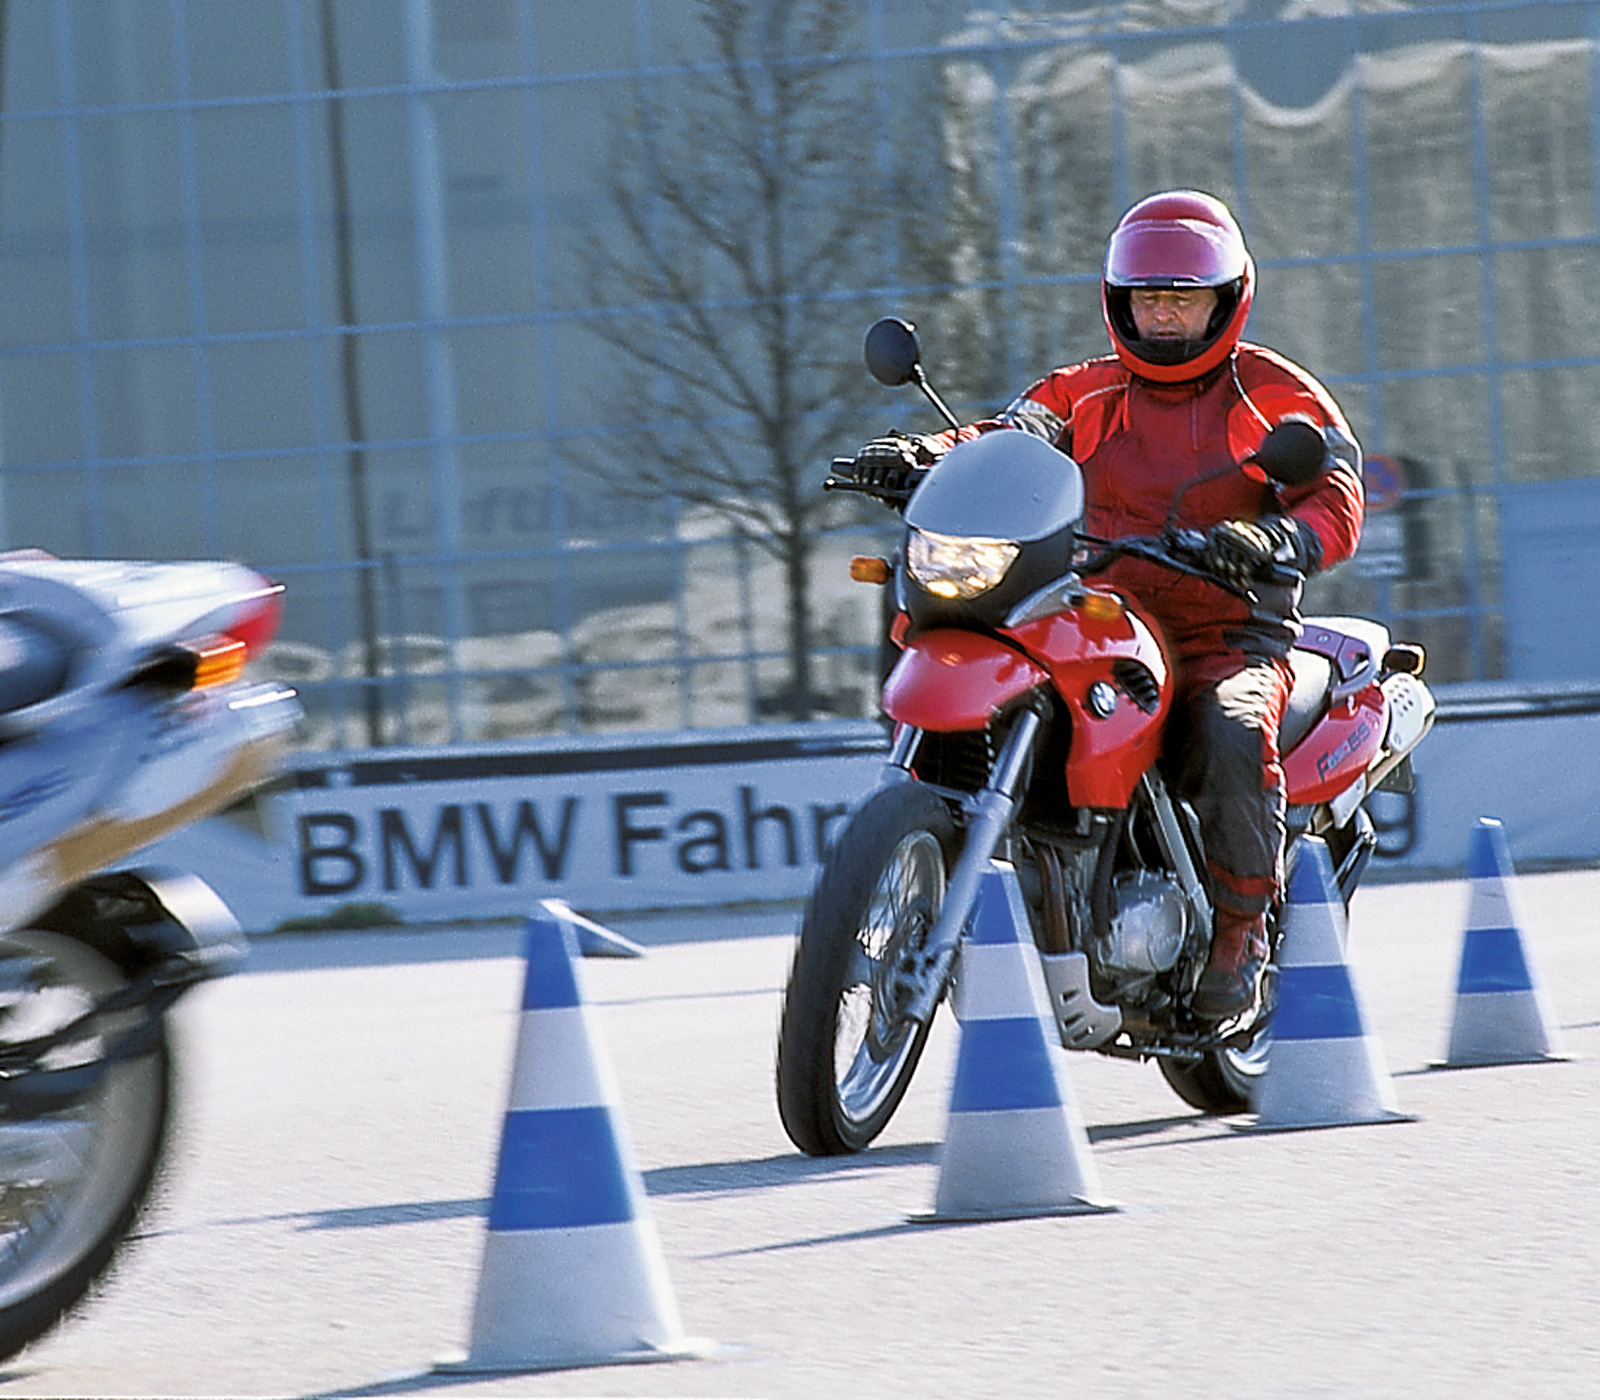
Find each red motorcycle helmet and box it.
[1101,190,1255,383]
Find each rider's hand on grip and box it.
[850,431,937,498]
[1199,515,1307,585]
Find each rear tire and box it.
[1161,824,1361,1114]
[776,783,955,1155]
[0,928,171,1361]
[1158,1033,1268,1115]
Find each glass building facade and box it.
[2,0,1598,749]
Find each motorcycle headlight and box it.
[906,528,1021,600]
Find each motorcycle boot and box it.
[1191,909,1268,1021]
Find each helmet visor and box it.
[1105,218,1247,288]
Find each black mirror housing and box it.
[1252,420,1326,487]
[864,318,922,388]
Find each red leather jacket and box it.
[932,344,1364,664]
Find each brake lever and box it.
[824,457,858,491]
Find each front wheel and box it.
[776,783,956,1156]
[0,928,171,1360]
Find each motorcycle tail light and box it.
[907,528,1020,599]
[225,578,286,656]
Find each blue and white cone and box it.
[1249,838,1411,1131]
[443,910,696,1373]
[540,897,646,959]
[1441,818,1566,1066]
[921,862,1115,1221]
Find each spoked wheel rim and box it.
[0,928,166,1316]
[1222,965,1278,1099]
[1216,1022,1272,1098]
[833,829,946,1133]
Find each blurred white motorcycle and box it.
[0,552,299,1358]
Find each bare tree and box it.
[579,0,888,721]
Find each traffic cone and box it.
[1439,817,1566,1066]
[440,909,699,1373]
[1248,838,1412,1131]
[918,862,1116,1221]
[540,897,646,958]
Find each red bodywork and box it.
[885,593,1384,813]
[883,629,1048,731]
[883,594,1174,809]
[1282,683,1386,805]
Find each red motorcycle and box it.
[775,319,1435,1155]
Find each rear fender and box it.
[883,629,1048,731]
[0,870,241,1109]
[32,868,246,981]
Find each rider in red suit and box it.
[854,190,1363,1019]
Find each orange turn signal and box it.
[850,555,892,585]
[190,634,250,689]
[1079,589,1125,623]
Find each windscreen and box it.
[905,431,1084,542]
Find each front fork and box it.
[1138,770,1213,958]
[898,709,1043,1026]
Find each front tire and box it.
[776,783,955,1155]
[0,928,171,1360]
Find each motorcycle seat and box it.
[0,616,73,716]
[1281,648,1331,753]
[1282,615,1392,753]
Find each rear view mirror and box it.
[1252,421,1326,486]
[864,318,922,388]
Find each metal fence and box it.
[2,0,1598,750]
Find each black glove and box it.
[1200,515,1312,586]
[850,431,938,495]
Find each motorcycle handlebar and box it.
[1079,531,1303,599]
[820,461,1302,597]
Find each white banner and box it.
[131,702,1600,934]
[147,723,889,932]
[1365,693,1600,876]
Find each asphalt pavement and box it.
[0,870,1597,1399]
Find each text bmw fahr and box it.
[775,319,1436,1155]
